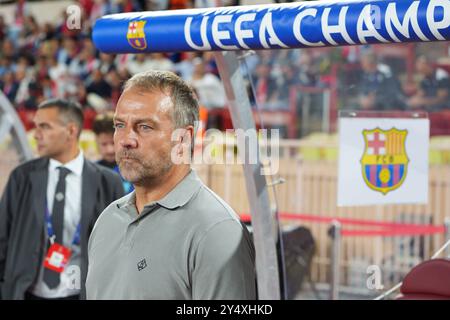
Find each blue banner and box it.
[93,0,450,53]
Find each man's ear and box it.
[182,125,195,146]
[67,122,80,140]
[171,127,194,165]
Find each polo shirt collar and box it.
[155,169,201,210]
[116,169,202,212]
[48,149,84,176]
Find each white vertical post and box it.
[214,51,281,300]
[445,218,450,257]
[0,92,33,162]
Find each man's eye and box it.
[114,123,125,129]
[139,125,152,131]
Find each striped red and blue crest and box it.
[361,128,409,195]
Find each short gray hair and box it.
[123,70,199,130]
[38,98,84,138]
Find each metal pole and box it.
[329,220,342,300]
[445,218,450,258]
[0,91,33,162]
[214,51,281,300]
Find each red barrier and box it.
[239,213,446,237]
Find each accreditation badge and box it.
[44,243,72,273]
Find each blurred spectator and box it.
[23,81,44,110]
[86,69,112,100]
[14,0,30,29]
[202,51,219,77]
[252,62,278,109]
[41,23,56,41]
[357,51,406,111]
[2,39,16,59]
[295,51,320,87]
[41,75,56,100]
[98,53,116,75]
[146,0,169,11]
[48,56,68,96]
[90,0,118,25]
[69,39,99,80]
[408,55,450,111]
[105,69,123,107]
[115,0,143,12]
[190,57,226,109]
[58,37,79,67]
[92,112,134,193]
[174,51,198,80]
[146,53,175,71]
[0,57,15,78]
[0,15,6,41]
[0,71,19,102]
[18,15,41,55]
[126,54,154,75]
[126,53,174,75]
[268,61,297,110]
[92,112,116,169]
[34,55,49,82]
[40,37,59,58]
[14,65,33,107]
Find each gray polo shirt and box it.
[86,170,256,300]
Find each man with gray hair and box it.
[85,70,256,300]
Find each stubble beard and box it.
[117,152,173,187]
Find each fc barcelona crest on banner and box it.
[127,21,147,50]
[361,128,409,195]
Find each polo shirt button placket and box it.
[124,223,137,250]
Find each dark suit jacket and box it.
[0,157,125,299]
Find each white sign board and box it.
[337,117,429,206]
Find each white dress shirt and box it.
[30,150,84,298]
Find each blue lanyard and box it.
[45,205,81,247]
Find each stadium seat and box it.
[397,258,450,300]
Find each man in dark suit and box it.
[0,98,124,300]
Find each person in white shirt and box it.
[0,99,124,300]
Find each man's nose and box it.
[118,128,138,149]
[33,128,41,140]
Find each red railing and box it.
[240,213,446,237]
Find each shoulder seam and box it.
[193,218,243,258]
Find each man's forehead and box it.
[113,112,158,123]
[34,107,60,122]
[115,100,173,122]
[118,88,173,109]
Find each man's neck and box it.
[52,146,80,164]
[134,165,190,214]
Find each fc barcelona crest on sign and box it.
[361,128,409,195]
[127,20,147,50]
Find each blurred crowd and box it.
[0,0,449,136]
[248,45,450,113]
[0,0,233,113]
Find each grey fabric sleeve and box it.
[191,219,256,300]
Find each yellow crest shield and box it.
[360,128,409,195]
[127,20,147,50]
